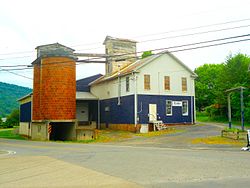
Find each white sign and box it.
[172,101,182,107]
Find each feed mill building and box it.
[19,36,197,141]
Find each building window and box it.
[166,100,172,116]
[144,74,150,90]
[182,100,188,116]
[126,77,130,92]
[182,77,187,92]
[105,106,110,112]
[164,76,170,90]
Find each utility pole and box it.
[240,87,244,131]
[225,86,245,130]
[227,93,232,129]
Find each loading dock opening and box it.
[49,122,76,141]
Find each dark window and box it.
[182,100,188,116]
[166,100,172,115]
[126,77,130,92]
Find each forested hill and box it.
[0,82,32,117]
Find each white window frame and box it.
[166,100,172,116]
[182,100,188,116]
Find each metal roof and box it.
[90,51,197,85]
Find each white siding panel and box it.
[91,74,135,100]
[137,54,195,96]
[91,53,195,99]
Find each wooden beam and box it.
[74,53,107,58]
[77,59,106,64]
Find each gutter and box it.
[133,72,138,128]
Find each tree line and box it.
[195,53,250,122]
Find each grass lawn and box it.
[135,128,184,137]
[192,136,246,146]
[0,128,26,140]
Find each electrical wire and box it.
[0,68,32,80]
[0,33,249,71]
[133,18,250,38]
[139,24,250,43]
[0,34,249,82]
[0,17,250,57]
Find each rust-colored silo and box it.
[32,43,77,121]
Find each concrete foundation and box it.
[31,122,48,141]
[76,129,97,140]
[100,123,141,132]
[19,122,31,137]
[31,121,76,141]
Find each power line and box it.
[0,68,32,80]
[139,24,250,43]
[133,18,250,39]
[167,38,250,53]
[1,34,249,73]
[1,33,249,69]
[71,18,250,47]
[0,23,249,62]
[0,17,249,57]
[74,33,250,61]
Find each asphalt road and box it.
[1,124,250,188]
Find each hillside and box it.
[0,82,32,117]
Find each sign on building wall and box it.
[172,101,182,107]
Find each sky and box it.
[0,0,249,88]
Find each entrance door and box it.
[76,101,89,121]
[149,104,157,122]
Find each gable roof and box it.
[90,51,197,85]
[76,74,103,92]
[36,43,75,52]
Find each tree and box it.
[194,63,224,111]
[141,51,153,59]
[195,53,250,122]
[4,109,20,127]
[218,53,250,121]
[0,116,2,126]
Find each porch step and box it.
[150,120,167,131]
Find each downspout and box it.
[190,77,194,124]
[117,65,121,105]
[30,94,33,137]
[191,95,194,124]
[133,72,138,128]
[98,99,100,129]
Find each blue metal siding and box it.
[137,95,194,124]
[100,95,134,124]
[99,94,194,125]
[20,102,32,122]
